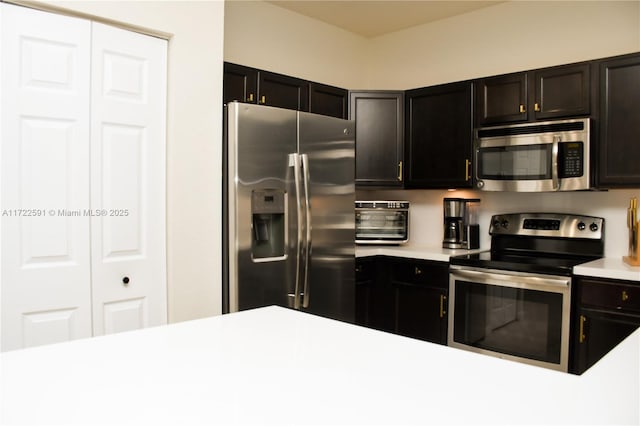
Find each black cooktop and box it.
[449,251,600,276]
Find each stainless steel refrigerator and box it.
[223,102,355,322]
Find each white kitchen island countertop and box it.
[1,306,639,425]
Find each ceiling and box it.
[266,1,504,38]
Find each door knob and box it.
[122,276,130,285]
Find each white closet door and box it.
[90,23,167,335]
[0,4,92,351]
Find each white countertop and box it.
[574,257,640,282]
[356,244,485,262]
[1,306,638,425]
[358,245,640,282]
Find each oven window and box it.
[453,280,563,364]
[478,144,552,180]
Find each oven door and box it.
[448,266,571,372]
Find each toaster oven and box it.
[355,201,409,245]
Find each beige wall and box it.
[224,1,640,91]
[367,0,640,89]
[37,0,226,323]
[224,0,368,89]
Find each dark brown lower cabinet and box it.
[573,308,640,374]
[356,256,449,345]
[355,257,394,333]
[392,259,449,344]
[394,282,447,344]
[572,276,640,374]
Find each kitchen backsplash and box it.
[357,188,640,258]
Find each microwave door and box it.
[475,143,557,192]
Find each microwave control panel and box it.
[558,142,584,178]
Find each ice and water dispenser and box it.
[251,189,286,260]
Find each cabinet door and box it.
[395,283,447,344]
[349,91,404,187]
[390,259,449,344]
[533,63,590,120]
[223,62,258,104]
[356,258,395,332]
[598,54,640,187]
[90,23,167,335]
[355,259,375,326]
[476,72,528,125]
[0,4,93,351]
[405,82,473,189]
[309,82,348,119]
[258,70,309,111]
[573,308,640,374]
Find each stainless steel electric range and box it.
[448,213,604,372]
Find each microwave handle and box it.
[552,135,560,191]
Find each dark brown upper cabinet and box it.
[349,91,404,188]
[476,72,527,125]
[223,62,258,105]
[597,53,640,188]
[223,62,350,119]
[405,81,473,189]
[258,70,309,111]
[223,62,309,111]
[309,82,348,119]
[476,63,591,126]
[533,63,591,120]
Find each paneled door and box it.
[0,4,92,350]
[89,23,167,335]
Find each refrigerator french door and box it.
[224,102,355,322]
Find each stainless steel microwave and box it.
[355,201,409,245]
[474,118,590,192]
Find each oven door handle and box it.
[450,268,570,289]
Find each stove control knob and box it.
[501,220,509,229]
[577,222,586,231]
[590,222,599,232]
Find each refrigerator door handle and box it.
[288,153,303,310]
[301,153,312,308]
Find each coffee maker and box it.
[442,198,480,249]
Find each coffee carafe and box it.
[442,198,480,249]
